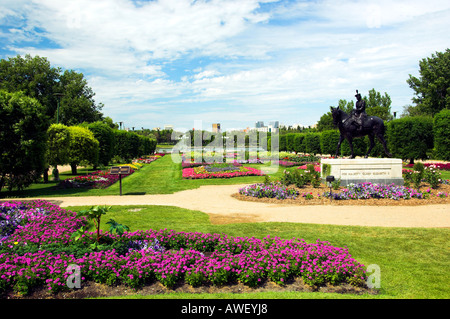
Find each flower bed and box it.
[58,168,134,189]
[234,180,450,206]
[404,162,450,170]
[325,182,425,200]
[0,200,369,296]
[239,183,299,200]
[134,153,165,164]
[182,164,263,179]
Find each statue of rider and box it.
[350,90,367,132]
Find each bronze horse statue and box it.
[330,106,392,159]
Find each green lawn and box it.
[0,155,280,198]
[64,204,450,299]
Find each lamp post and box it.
[326,175,335,201]
[51,92,64,181]
[54,93,64,124]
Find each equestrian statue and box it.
[331,90,392,159]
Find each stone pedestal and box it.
[321,158,404,186]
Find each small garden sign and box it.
[109,166,131,195]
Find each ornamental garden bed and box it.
[58,167,135,189]
[234,181,450,206]
[0,200,375,299]
[182,163,264,179]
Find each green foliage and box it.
[293,134,306,153]
[433,109,450,160]
[387,116,434,163]
[85,121,115,166]
[281,169,307,188]
[113,130,153,162]
[285,133,296,152]
[364,88,393,121]
[72,205,129,250]
[46,124,71,166]
[0,90,49,191]
[406,49,450,116]
[320,130,340,155]
[0,54,60,120]
[304,133,321,155]
[57,70,103,125]
[67,125,99,173]
[279,135,287,152]
[0,54,103,125]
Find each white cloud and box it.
[1,0,449,129]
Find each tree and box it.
[57,70,103,125]
[0,54,104,126]
[0,91,49,192]
[364,88,393,121]
[67,126,100,174]
[406,49,450,116]
[46,124,71,181]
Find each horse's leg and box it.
[335,135,344,158]
[347,137,355,159]
[376,132,392,158]
[365,133,375,158]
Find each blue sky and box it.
[1,0,449,132]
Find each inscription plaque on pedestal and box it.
[321,158,403,186]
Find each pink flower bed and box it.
[182,166,263,179]
[58,169,134,189]
[0,201,368,294]
[297,164,321,172]
[404,163,450,170]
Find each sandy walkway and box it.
[12,184,450,228]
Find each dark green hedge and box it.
[433,109,450,160]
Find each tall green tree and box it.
[0,54,60,120]
[57,70,103,125]
[0,91,49,191]
[406,49,450,116]
[364,88,393,121]
[0,54,104,126]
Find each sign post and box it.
[109,166,131,196]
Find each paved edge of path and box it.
[4,184,450,228]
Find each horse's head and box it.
[330,106,342,126]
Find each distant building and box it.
[164,125,173,131]
[269,121,279,129]
[212,123,221,133]
[255,121,264,128]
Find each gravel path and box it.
[12,184,450,228]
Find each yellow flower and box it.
[14,242,19,245]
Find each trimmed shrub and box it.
[67,125,100,174]
[433,109,450,160]
[293,134,306,153]
[387,116,433,163]
[304,133,321,155]
[320,130,340,156]
[86,121,115,167]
